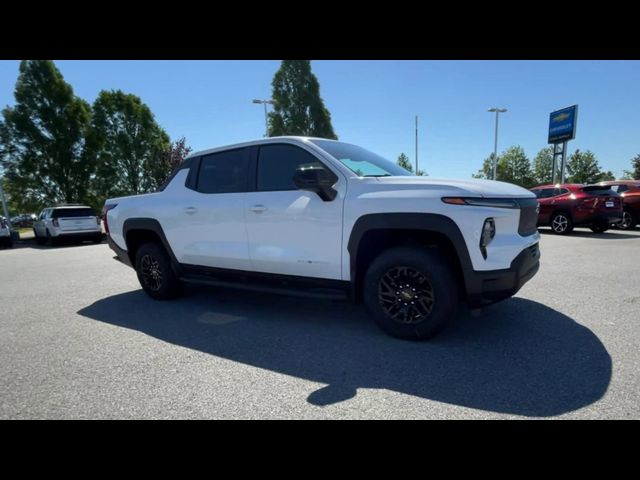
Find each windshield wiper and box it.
[363,174,392,177]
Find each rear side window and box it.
[52,208,97,218]
[257,144,327,192]
[610,185,628,193]
[197,148,250,194]
[536,188,556,198]
[582,186,618,196]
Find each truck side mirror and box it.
[292,166,338,201]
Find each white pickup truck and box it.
[104,137,540,339]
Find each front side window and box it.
[197,149,249,194]
[311,140,412,177]
[257,144,328,192]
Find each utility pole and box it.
[415,115,418,175]
[252,99,276,137]
[0,177,11,230]
[488,107,507,180]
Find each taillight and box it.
[101,204,118,234]
[52,218,59,227]
[580,197,597,208]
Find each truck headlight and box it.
[480,218,495,259]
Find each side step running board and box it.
[179,275,348,300]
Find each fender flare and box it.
[346,213,475,293]
[122,218,182,275]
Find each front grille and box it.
[515,198,539,236]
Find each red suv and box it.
[597,180,640,230]
[530,183,623,234]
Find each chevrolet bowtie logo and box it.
[552,112,570,123]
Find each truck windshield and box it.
[311,140,412,177]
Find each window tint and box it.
[610,185,628,193]
[197,149,249,194]
[257,144,328,191]
[582,186,618,196]
[52,208,97,218]
[537,188,555,199]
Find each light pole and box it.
[252,99,276,137]
[488,107,507,180]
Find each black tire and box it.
[618,209,637,231]
[363,245,459,340]
[34,229,46,245]
[590,224,609,233]
[92,234,104,244]
[1,237,12,248]
[46,230,58,247]
[135,242,183,300]
[550,212,574,235]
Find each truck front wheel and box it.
[363,245,459,340]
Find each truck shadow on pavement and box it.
[78,287,611,417]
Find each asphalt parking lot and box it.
[1,229,639,419]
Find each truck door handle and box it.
[250,205,267,213]
[184,206,198,215]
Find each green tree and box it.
[532,146,556,185]
[623,154,640,180]
[499,146,534,187]
[149,136,192,188]
[397,153,413,172]
[473,147,533,187]
[0,60,92,211]
[268,60,337,139]
[566,149,609,184]
[88,90,170,203]
[599,170,615,182]
[472,153,497,180]
[396,152,426,176]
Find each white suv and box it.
[33,205,103,246]
[104,137,540,339]
[0,216,12,248]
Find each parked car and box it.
[11,213,37,228]
[597,180,640,230]
[33,205,103,246]
[103,136,541,340]
[530,183,623,234]
[0,216,12,248]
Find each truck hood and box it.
[372,177,535,198]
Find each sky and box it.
[0,60,639,179]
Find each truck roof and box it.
[186,136,340,159]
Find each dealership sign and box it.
[548,105,578,144]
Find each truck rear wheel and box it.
[135,242,183,300]
[363,245,459,340]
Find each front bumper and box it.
[466,243,540,307]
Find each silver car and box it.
[33,205,103,246]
